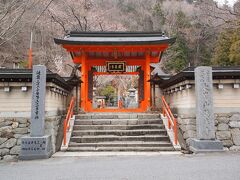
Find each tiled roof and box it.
[54,31,175,45]
[160,66,240,88]
[0,69,74,90]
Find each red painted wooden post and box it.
[174,118,178,145]
[63,119,67,145]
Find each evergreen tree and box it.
[152,2,165,26]
[165,33,189,73]
[175,10,191,30]
[212,29,240,66]
[99,85,115,101]
[163,10,190,73]
[229,30,240,65]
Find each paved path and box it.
[1,152,240,180]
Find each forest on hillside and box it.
[0,0,240,75]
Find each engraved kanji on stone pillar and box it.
[20,65,53,160]
[30,65,46,137]
[195,66,215,140]
[190,66,223,153]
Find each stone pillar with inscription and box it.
[189,66,223,153]
[19,65,53,160]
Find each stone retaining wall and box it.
[178,113,240,151]
[0,116,63,161]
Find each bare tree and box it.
[0,0,29,46]
[197,0,240,29]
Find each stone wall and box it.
[163,77,240,151]
[0,69,75,160]
[0,116,63,161]
[178,113,240,151]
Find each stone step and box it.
[70,135,170,143]
[69,113,174,152]
[75,113,160,120]
[73,124,165,131]
[72,129,167,136]
[74,119,163,125]
[67,146,174,152]
[137,114,160,119]
[68,141,173,148]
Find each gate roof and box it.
[54,31,175,45]
[54,31,175,63]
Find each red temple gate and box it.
[54,32,174,112]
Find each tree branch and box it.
[69,6,83,31]
[99,22,103,31]
[32,0,55,30]
[213,1,239,16]
[0,7,26,38]
[50,12,67,33]
[84,16,88,31]
[0,29,20,46]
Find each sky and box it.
[215,0,237,6]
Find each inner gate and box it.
[54,32,175,112]
[90,64,141,111]
[92,74,139,110]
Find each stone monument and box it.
[189,66,223,153]
[19,65,53,160]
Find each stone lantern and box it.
[128,88,136,97]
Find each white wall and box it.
[0,82,70,117]
[163,79,240,115]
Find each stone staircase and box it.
[67,113,175,152]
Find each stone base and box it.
[19,135,53,160]
[189,138,224,153]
